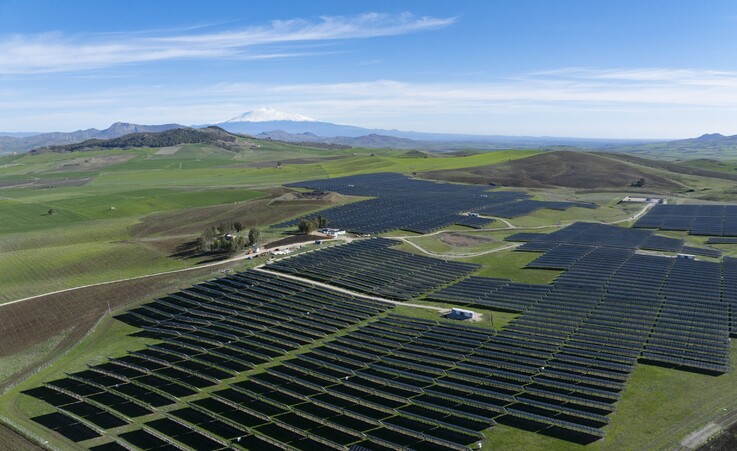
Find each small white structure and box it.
[448,308,477,320]
[621,196,665,204]
[468,212,480,218]
[272,249,293,256]
[321,228,346,237]
[676,253,696,260]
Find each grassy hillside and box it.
[420,150,684,189]
[603,153,737,182]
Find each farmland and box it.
[2,138,737,450]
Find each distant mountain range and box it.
[205,109,659,151]
[3,108,737,156]
[0,122,185,154]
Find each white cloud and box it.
[0,13,455,74]
[4,67,737,138]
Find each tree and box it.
[47,208,55,215]
[217,222,230,234]
[315,216,328,228]
[248,227,261,245]
[196,236,209,253]
[233,221,244,232]
[226,236,247,256]
[297,219,317,235]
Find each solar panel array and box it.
[265,238,480,301]
[454,216,496,229]
[522,222,654,249]
[431,223,733,375]
[25,271,396,450]
[277,173,596,234]
[681,246,722,258]
[428,277,552,312]
[511,221,720,258]
[254,314,610,444]
[725,258,737,334]
[504,232,548,242]
[634,204,737,236]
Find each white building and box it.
[321,228,346,237]
[621,196,665,204]
[448,308,477,320]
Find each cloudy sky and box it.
[2,0,737,138]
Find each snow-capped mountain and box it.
[225,108,317,123]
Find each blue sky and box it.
[2,0,737,138]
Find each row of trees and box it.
[297,216,328,234]
[196,222,260,256]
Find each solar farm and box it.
[18,212,737,450]
[6,156,737,451]
[277,173,596,234]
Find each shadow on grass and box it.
[496,415,602,445]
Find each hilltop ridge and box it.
[30,126,247,154]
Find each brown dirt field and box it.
[265,234,332,249]
[0,261,237,392]
[438,233,496,247]
[130,190,336,238]
[420,151,683,189]
[269,191,343,203]
[0,422,43,451]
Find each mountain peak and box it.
[695,133,726,141]
[226,108,317,123]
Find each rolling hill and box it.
[29,126,252,154]
[420,150,684,189]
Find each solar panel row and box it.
[516,221,719,258]
[428,276,551,313]
[634,204,737,236]
[265,238,480,301]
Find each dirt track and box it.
[0,422,43,451]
